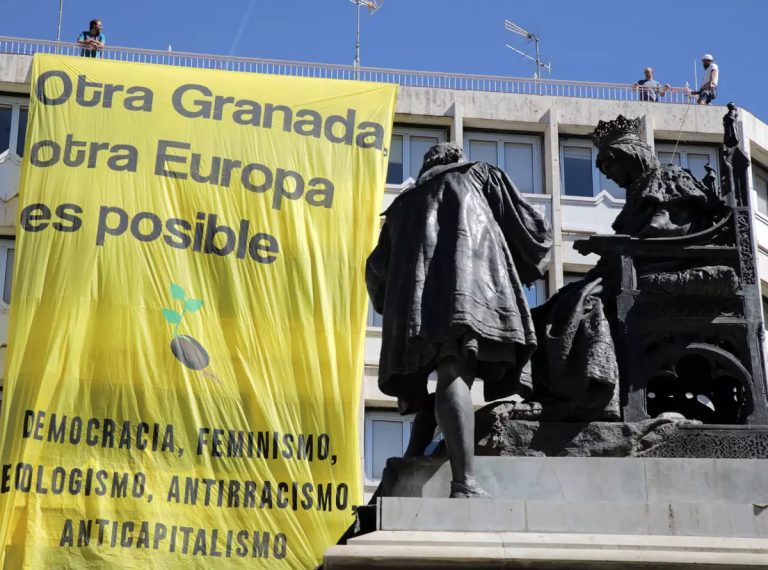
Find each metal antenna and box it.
[504,19,551,79]
[350,0,383,76]
[56,0,64,52]
[693,58,698,91]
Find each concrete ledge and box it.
[0,53,31,92]
[381,457,768,503]
[324,531,768,568]
[379,498,768,537]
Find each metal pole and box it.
[693,58,698,91]
[534,36,541,80]
[56,0,64,52]
[354,1,361,77]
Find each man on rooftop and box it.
[77,19,105,58]
[633,67,670,102]
[693,54,718,105]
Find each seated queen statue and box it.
[530,115,725,421]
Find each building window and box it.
[560,139,624,199]
[655,143,718,181]
[16,107,28,157]
[0,101,28,159]
[364,411,413,480]
[0,240,14,305]
[753,164,768,217]
[367,301,383,328]
[387,126,447,185]
[563,271,587,286]
[763,297,768,330]
[0,106,11,155]
[464,132,542,194]
[524,277,548,308]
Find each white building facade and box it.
[2,44,768,500]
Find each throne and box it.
[573,106,767,425]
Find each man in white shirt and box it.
[694,54,718,105]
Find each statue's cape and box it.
[366,161,552,410]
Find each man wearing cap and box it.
[693,54,718,105]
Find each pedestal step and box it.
[381,457,768,503]
[325,531,768,569]
[378,497,768,537]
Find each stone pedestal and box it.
[324,457,768,568]
[325,531,768,569]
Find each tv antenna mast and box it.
[350,0,383,74]
[504,19,551,79]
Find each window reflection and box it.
[16,108,28,158]
[562,145,593,197]
[0,106,11,155]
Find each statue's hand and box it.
[583,277,604,298]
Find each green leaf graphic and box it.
[170,283,186,300]
[185,298,204,312]
[162,308,182,324]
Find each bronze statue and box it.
[720,102,751,206]
[594,116,720,237]
[531,116,725,422]
[366,142,552,497]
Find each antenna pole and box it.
[354,0,361,77]
[504,19,550,82]
[56,0,64,51]
[693,58,698,91]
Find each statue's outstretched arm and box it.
[483,166,552,283]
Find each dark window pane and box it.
[504,142,535,194]
[524,284,538,307]
[409,136,438,180]
[367,301,383,328]
[0,106,11,154]
[599,171,625,199]
[386,135,404,184]
[763,297,768,330]
[468,139,497,165]
[687,153,710,180]
[16,108,28,157]
[524,278,547,308]
[658,151,681,166]
[563,272,585,286]
[562,146,594,197]
[371,420,403,479]
[754,171,768,216]
[3,247,14,305]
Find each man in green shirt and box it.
[77,19,105,58]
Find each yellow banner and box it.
[0,54,396,569]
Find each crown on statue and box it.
[591,115,642,148]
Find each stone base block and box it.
[381,456,768,503]
[377,497,768,537]
[324,531,768,569]
[331,457,768,567]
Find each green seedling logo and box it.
[162,283,211,373]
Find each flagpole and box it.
[56,0,64,52]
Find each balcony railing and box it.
[0,35,697,104]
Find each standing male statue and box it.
[366,142,552,497]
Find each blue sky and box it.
[1,0,766,120]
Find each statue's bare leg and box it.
[435,357,489,498]
[404,393,437,457]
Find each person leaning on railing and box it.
[633,67,670,102]
[77,19,105,58]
